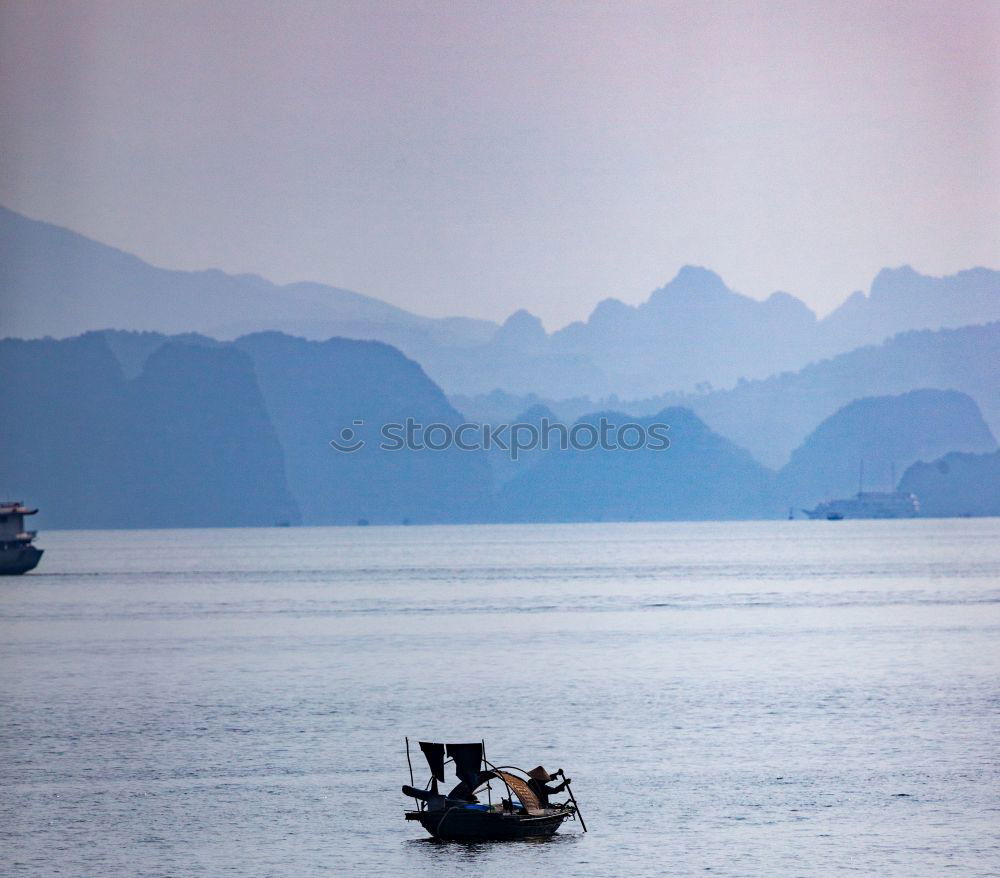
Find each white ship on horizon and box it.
[804,490,920,520]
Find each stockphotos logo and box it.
[330,417,670,461]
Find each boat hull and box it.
[408,807,570,841]
[0,543,43,575]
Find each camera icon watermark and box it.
[330,417,669,460]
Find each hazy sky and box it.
[2,0,998,327]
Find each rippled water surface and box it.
[2,519,999,877]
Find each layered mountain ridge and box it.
[3,330,994,526]
[3,205,997,399]
[3,206,998,525]
[454,321,1000,470]
[0,332,493,529]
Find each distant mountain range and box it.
[3,330,994,527]
[493,389,995,522]
[0,334,297,529]
[0,205,496,359]
[3,205,997,525]
[474,264,1000,398]
[0,332,492,529]
[454,322,1000,470]
[3,205,998,400]
[497,407,779,521]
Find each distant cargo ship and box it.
[0,502,44,574]
[804,491,920,520]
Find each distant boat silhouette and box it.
[804,492,919,519]
[804,460,919,519]
[0,502,44,574]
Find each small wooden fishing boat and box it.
[402,740,585,841]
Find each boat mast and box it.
[481,739,491,808]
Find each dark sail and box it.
[418,741,446,782]
[446,742,484,792]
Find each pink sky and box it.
[1,0,997,326]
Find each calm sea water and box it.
[1,520,998,877]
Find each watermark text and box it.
[330,417,670,460]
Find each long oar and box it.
[559,771,587,832]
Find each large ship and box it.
[0,502,44,574]
[804,490,920,520]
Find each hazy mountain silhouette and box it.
[0,330,493,528]
[594,322,1000,469]
[776,390,997,510]
[537,266,821,397]
[103,329,497,525]
[484,403,562,486]
[0,334,298,529]
[5,329,995,527]
[231,332,493,525]
[497,408,779,521]
[431,263,998,397]
[454,321,1000,476]
[899,450,1000,518]
[0,205,496,352]
[823,266,1000,352]
[3,205,997,400]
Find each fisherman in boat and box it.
[526,766,571,807]
[403,741,586,839]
